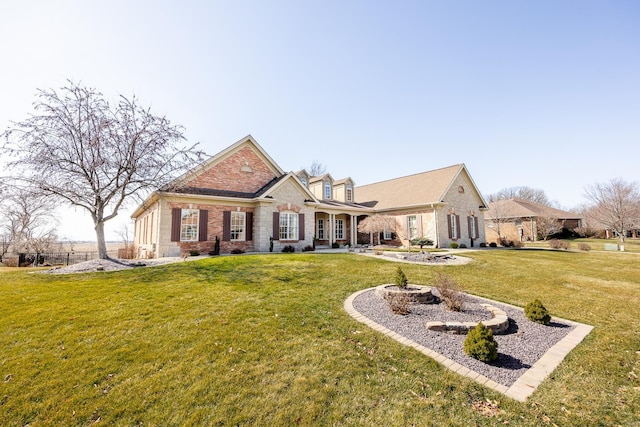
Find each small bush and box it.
[189,250,200,256]
[578,243,591,251]
[464,322,498,363]
[282,245,295,253]
[384,293,412,315]
[450,242,459,249]
[410,237,433,248]
[525,299,551,325]
[548,239,569,250]
[479,242,487,248]
[331,242,340,249]
[434,273,465,311]
[500,239,514,247]
[459,243,467,249]
[489,242,497,248]
[302,245,315,252]
[230,248,245,255]
[394,266,408,289]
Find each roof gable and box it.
[355,164,485,210]
[167,135,284,194]
[485,199,582,220]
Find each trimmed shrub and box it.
[525,299,551,325]
[459,243,467,249]
[489,242,497,248]
[434,272,465,311]
[189,250,200,256]
[450,242,459,249]
[464,322,498,363]
[479,242,487,248]
[548,239,569,250]
[578,243,591,251]
[209,236,221,256]
[230,248,245,255]
[384,293,411,315]
[394,266,408,289]
[281,245,295,253]
[410,237,433,248]
[331,242,340,249]
[302,245,315,252]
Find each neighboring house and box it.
[484,198,583,243]
[132,136,488,257]
[355,164,489,249]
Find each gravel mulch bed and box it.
[352,289,576,387]
[39,257,188,274]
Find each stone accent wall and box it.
[185,146,277,193]
[267,180,314,252]
[436,172,487,248]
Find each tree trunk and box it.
[95,220,109,259]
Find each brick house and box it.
[484,198,583,243]
[132,136,488,257]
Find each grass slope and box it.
[0,251,638,426]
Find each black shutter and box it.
[455,215,461,239]
[298,213,305,241]
[272,212,280,240]
[171,208,181,242]
[474,217,480,239]
[467,216,472,239]
[223,211,231,241]
[198,210,208,242]
[246,212,253,241]
[447,214,452,239]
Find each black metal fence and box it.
[18,251,120,267]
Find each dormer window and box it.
[324,182,331,199]
[346,185,353,202]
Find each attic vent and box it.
[240,163,253,173]
[458,185,465,193]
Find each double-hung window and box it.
[450,214,458,239]
[324,182,331,199]
[230,212,246,241]
[279,212,299,240]
[317,218,325,239]
[346,185,353,202]
[335,219,344,240]
[407,215,418,239]
[180,209,199,242]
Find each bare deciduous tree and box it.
[584,178,640,246]
[2,81,204,259]
[0,188,58,254]
[308,160,327,177]
[357,215,396,245]
[487,186,552,206]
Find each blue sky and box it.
[1,1,639,241]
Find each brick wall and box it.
[185,146,277,193]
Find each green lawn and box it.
[0,251,638,426]
[522,237,640,253]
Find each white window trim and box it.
[451,215,458,239]
[279,211,299,241]
[230,211,246,241]
[469,216,476,239]
[407,215,417,240]
[346,185,353,202]
[335,218,344,240]
[317,218,325,240]
[180,209,199,242]
[324,182,331,199]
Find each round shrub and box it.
[464,322,498,363]
[394,266,408,289]
[489,242,497,248]
[525,299,551,325]
[450,242,459,249]
[281,245,295,253]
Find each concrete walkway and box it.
[344,288,593,402]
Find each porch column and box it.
[350,215,356,246]
[329,213,334,245]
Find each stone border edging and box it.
[344,287,593,402]
[425,303,509,334]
